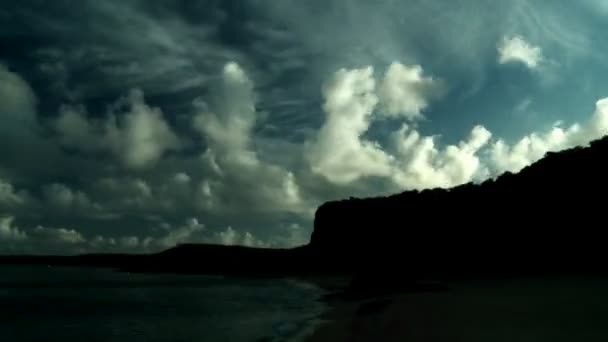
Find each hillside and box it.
[310,136,608,278]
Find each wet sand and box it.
[306,277,608,341]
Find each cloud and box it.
[90,177,154,213]
[0,64,37,123]
[307,62,608,192]
[267,223,309,248]
[3,50,608,255]
[214,226,267,248]
[154,218,205,249]
[0,215,206,254]
[173,172,191,184]
[0,179,26,208]
[0,216,28,241]
[42,183,100,213]
[378,62,444,120]
[0,217,90,254]
[307,66,393,184]
[498,36,543,69]
[31,226,86,245]
[490,98,608,174]
[307,63,490,189]
[193,62,304,214]
[391,125,492,189]
[55,89,180,169]
[194,62,257,162]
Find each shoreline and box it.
[304,277,608,341]
[283,276,350,342]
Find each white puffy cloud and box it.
[31,226,86,244]
[90,236,117,249]
[119,236,143,249]
[378,62,444,120]
[307,63,608,191]
[84,218,205,252]
[214,226,267,248]
[119,90,181,168]
[391,125,492,189]
[0,214,207,253]
[194,62,257,162]
[498,36,543,69]
[307,64,490,189]
[90,177,155,213]
[0,217,90,253]
[307,66,393,184]
[173,172,191,184]
[154,218,205,249]
[0,179,26,208]
[490,98,608,174]
[89,218,204,251]
[193,62,304,214]
[0,64,37,122]
[42,183,100,212]
[55,89,180,169]
[0,216,27,241]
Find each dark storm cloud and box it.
[0,1,314,128]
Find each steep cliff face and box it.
[310,137,608,276]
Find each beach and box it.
[307,277,608,341]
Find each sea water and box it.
[0,266,327,342]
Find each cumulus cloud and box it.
[391,125,492,189]
[378,62,444,120]
[173,172,191,184]
[490,98,608,174]
[214,226,267,248]
[0,64,53,177]
[42,183,101,213]
[0,217,90,254]
[498,36,543,69]
[89,177,156,215]
[194,62,257,162]
[0,216,28,241]
[307,63,489,189]
[0,179,26,208]
[193,62,304,214]
[267,223,309,248]
[308,66,393,184]
[31,226,86,244]
[82,217,204,252]
[55,89,180,169]
[155,218,205,249]
[0,64,37,122]
[308,62,608,191]
[0,215,207,254]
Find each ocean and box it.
[0,266,328,342]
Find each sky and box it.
[2,0,608,254]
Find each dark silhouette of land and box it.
[2,136,608,291]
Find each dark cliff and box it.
[310,136,608,278]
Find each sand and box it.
[306,277,608,341]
